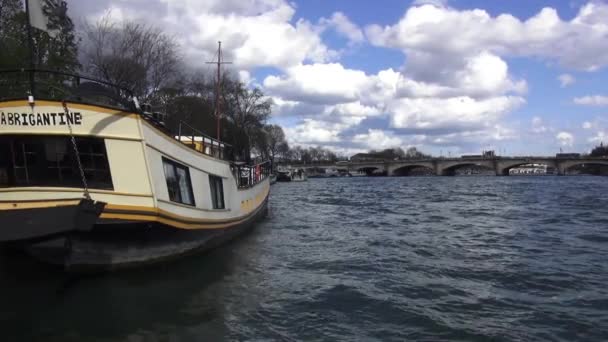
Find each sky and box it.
[66,0,608,157]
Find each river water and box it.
[1,176,607,341]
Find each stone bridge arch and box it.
[388,162,436,176]
[353,163,387,176]
[438,160,495,176]
[558,159,608,175]
[496,159,557,176]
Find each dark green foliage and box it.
[0,0,80,100]
[0,0,79,71]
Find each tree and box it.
[289,146,303,162]
[264,124,286,163]
[82,17,180,102]
[279,145,338,164]
[0,0,27,68]
[404,147,430,159]
[0,0,79,70]
[277,141,290,161]
[1,0,80,98]
[221,79,273,161]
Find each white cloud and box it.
[412,0,448,7]
[366,2,608,71]
[319,12,365,44]
[573,95,608,106]
[327,101,381,117]
[388,96,524,130]
[264,63,370,104]
[238,70,254,85]
[162,0,289,16]
[427,124,517,146]
[531,116,548,133]
[78,0,336,70]
[556,131,575,146]
[284,119,344,144]
[558,74,575,87]
[582,121,593,129]
[489,124,518,141]
[588,131,608,144]
[89,6,130,24]
[396,51,526,99]
[353,129,403,150]
[264,57,526,151]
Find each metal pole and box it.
[24,0,36,97]
[216,41,221,141]
[206,41,231,143]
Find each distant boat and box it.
[291,168,308,182]
[274,167,307,182]
[276,167,292,182]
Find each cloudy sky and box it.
[67,0,608,156]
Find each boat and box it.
[0,68,270,270]
[308,167,339,178]
[290,168,308,182]
[275,166,292,182]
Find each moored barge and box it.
[0,69,270,271]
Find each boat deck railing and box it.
[175,120,232,160]
[233,160,271,189]
[0,68,135,111]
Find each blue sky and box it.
[69,0,608,156]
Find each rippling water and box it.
[1,176,608,341]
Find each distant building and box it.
[461,150,496,159]
[483,150,496,158]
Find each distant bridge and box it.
[286,156,608,176]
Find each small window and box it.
[209,175,225,209]
[162,157,195,206]
[0,138,10,186]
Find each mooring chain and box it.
[62,101,91,200]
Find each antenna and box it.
[206,41,232,141]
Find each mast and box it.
[206,41,231,141]
[24,0,36,97]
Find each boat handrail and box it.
[175,120,232,160]
[232,160,271,189]
[0,68,136,111]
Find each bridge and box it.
[287,156,608,176]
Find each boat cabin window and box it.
[0,135,113,189]
[0,139,9,186]
[162,157,195,206]
[209,175,225,209]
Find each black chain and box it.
[62,101,91,200]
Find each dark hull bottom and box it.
[23,201,268,272]
[0,199,105,242]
